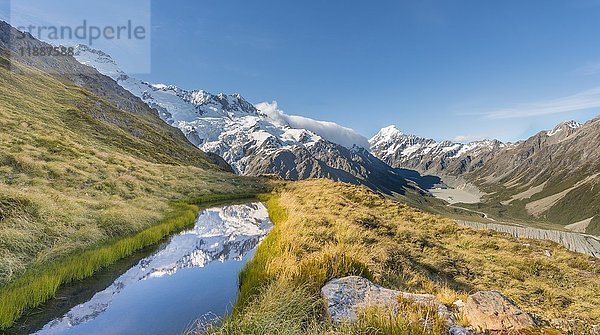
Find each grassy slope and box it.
[206,180,599,335]
[0,58,267,326]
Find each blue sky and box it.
[3,0,600,142]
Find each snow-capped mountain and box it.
[545,120,582,140]
[370,118,600,233]
[370,120,585,177]
[74,45,316,174]
[74,45,411,195]
[369,125,506,175]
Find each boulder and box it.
[321,276,449,323]
[464,291,535,331]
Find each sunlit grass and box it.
[203,180,600,334]
[0,202,197,328]
[0,57,269,329]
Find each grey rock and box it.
[321,276,449,323]
[453,299,465,310]
[464,291,535,332]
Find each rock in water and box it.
[321,276,449,323]
[464,291,535,331]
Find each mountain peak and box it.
[370,125,404,144]
[380,125,403,136]
[558,120,582,129]
[547,120,582,137]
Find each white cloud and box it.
[255,101,370,149]
[481,86,600,119]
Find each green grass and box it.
[0,56,268,286]
[0,201,197,329]
[0,192,267,329]
[0,55,271,329]
[202,180,599,334]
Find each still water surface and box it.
[33,202,272,335]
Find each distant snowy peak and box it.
[376,125,404,138]
[370,125,434,148]
[547,120,582,137]
[149,85,258,117]
[369,125,506,175]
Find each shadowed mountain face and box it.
[371,119,600,234]
[73,44,414,196]
[243,141,411,195]
[393,168,442,190]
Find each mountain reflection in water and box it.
[35,202,272,335]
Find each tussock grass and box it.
[0,58,268,328]
[0,59,266,284]
[204,180,599,334]
[343,299,448,335]
[0,201,197,328]
[201,282,321,335]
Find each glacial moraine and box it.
[456,220,600,258]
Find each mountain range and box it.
[72,42,599,234]
[73,44,415,196]
[7,20,595,235]
[370,119,600,234]
[3,19,598,230]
